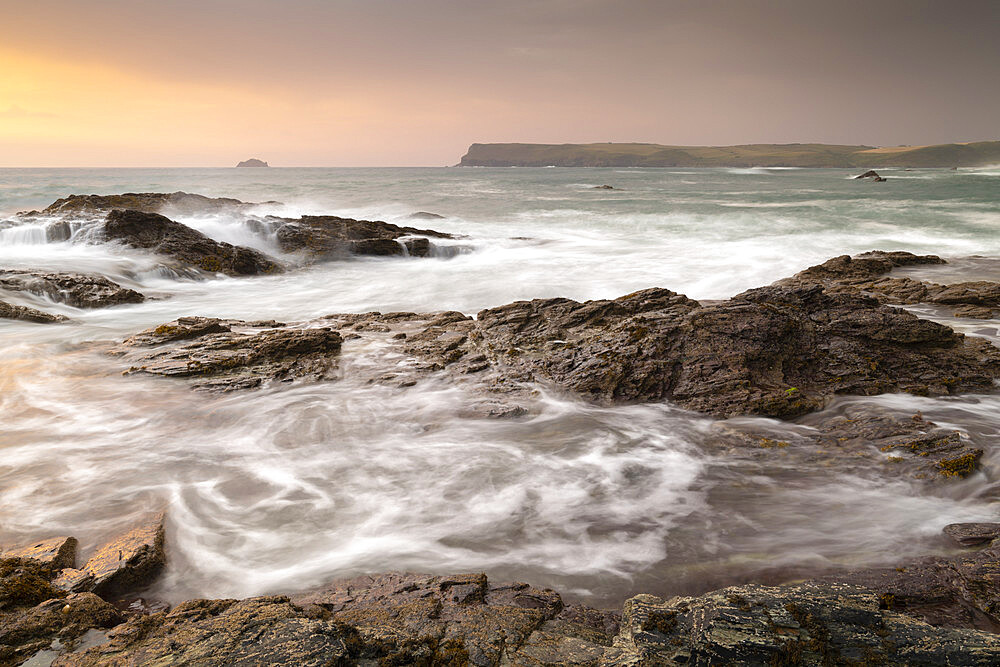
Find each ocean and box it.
[1,166,998,606]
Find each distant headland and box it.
[236,158,269,167]
[458,141,1000,168]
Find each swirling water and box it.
[1,166,998,606]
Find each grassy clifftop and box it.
[458,141,1000,168]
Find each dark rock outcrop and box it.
[104,209,283,276]
[236,158,269,167]
[267,214,454,259]
[113,317,342,391]
[0,300,69,324]
[780,251,1000,319]
[471,283,1000,418]
[855,169,887,181]
[42,192,261,216]
[0,270,143,308]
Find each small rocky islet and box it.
[3,193,1000,664]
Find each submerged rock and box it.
[267,214,454,259]
[408,211,445,220]
[0,270,143,308]
[113,317,342,391]
[0,300,69,324]
[944,523,1000,547]
[103,209,283,276]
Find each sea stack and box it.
[236,158,269,167]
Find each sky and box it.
[0,0,997,167]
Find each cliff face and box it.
[458,141,1000,168]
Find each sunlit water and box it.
[1,166,998,607]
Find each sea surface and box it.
[1,166,998,606]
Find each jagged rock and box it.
[856,169,887,181]
[473,283,1000,418]
[0,300,69,324]
[103,209,283,276]
[52,514,165,599]
[0,270,143,308]
[52,597,349,666]
[819,541,1000,633]
[944,523,1000,547]
[41,192,260,216]
[113,318,342,391]
[1,538,77,570]
[293,572,617,666]
[604,582,1000,666]
[267,214,453,259]
[781,252,1000,318]
[236,158,269,167]
[0,559,122,667]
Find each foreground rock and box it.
[266,214,454,259]
[0,270,143,308]
[53,514,165,599]
[0,560,123,667]
[104,209,283,276]
[113,317,342,391]
[605,582,1000,666]
[944,523,1000,547]
[0,300,68,324]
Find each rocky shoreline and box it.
[3,193,1000,665]
[5,515,1000,665]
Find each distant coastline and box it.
[458,141,1000,168]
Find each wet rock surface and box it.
[605,581,1000,666]
[294,572,618,666]
[266,214,454,259]
[0,270,143,308]
[103,209,284,276]
[0,301,68,324]
[113,317,343,391]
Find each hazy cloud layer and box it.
[0,0,997,165]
